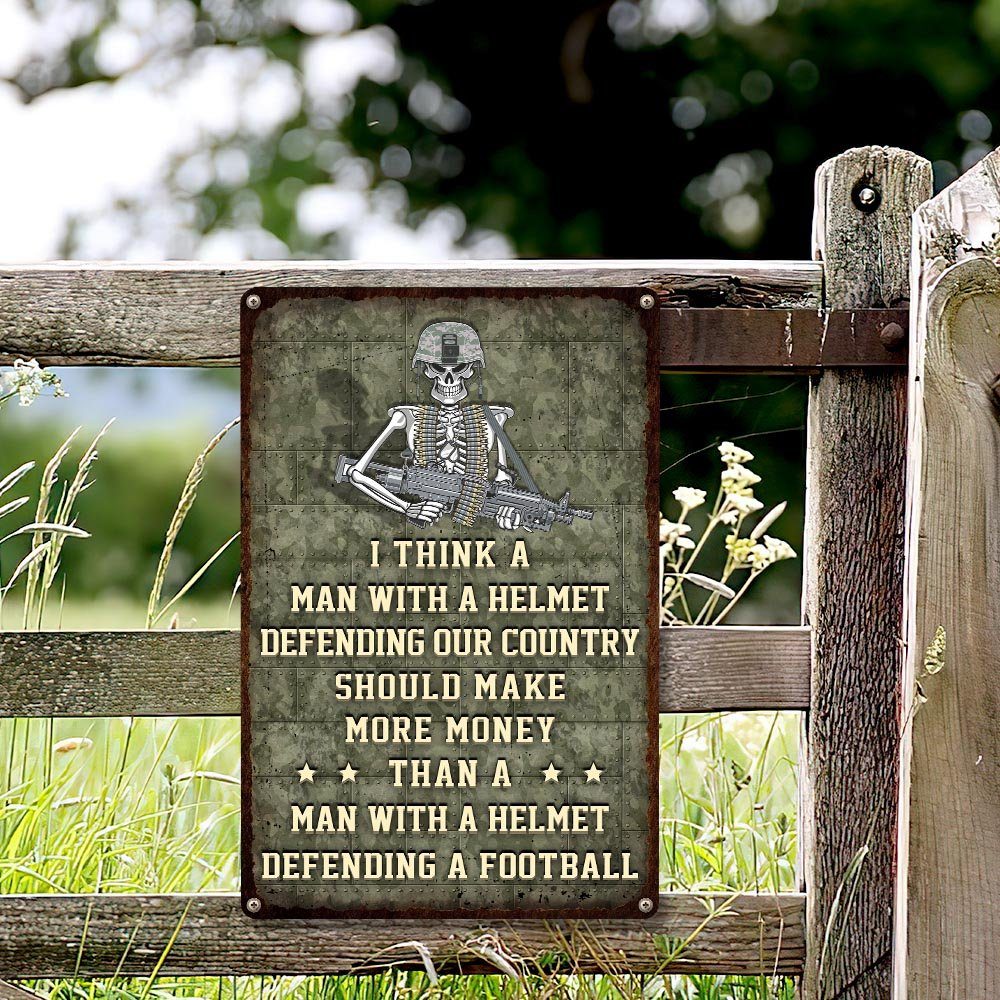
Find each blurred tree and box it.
[344,0,998,256]
[2,0,996,259]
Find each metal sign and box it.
[241,286,659,919]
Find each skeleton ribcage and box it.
[412,404,490,528]
[435,409,467,474]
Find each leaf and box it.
[2,543,50,594]
[683,573,736,599]
[0,462,34,496]
[750,501,787,540]
[0,496,30,520]
[0,522,91,544]
[172,770,240,786]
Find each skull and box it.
[424,362,474,404]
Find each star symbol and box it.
[339,762,358,783]
[297,761,315,784]
[542,762,561,783]
[584,762,603,784]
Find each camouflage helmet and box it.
[411,321,486,369]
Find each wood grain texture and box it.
[0,261,822,366]
[0,892,805,977]
[660,626,810,711]
[0,630,238,717]
[803,146,932,1000]
[894,148,1000,999]
[0,627,810,717]
[0,982,40,1000]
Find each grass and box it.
[0,420,800,998]
[0,666,798,997]
[0,704,798,900]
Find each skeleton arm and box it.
[488,405,530,532]
[347,409,410,513]
[490,406,515,483]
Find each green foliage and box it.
[0,379,802,996]
[5,0,997,259]
[0,419,239,623]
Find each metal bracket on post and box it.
[660,306,909,371]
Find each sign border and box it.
[240,284,660,920]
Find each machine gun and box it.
[335,455,593,533]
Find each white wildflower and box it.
[721,463,761,492]
[726,534,756,565]
[726,493,764,514]
[747,535,797,571]
[3,359,67,408]
[718,509,740,526]
[718,440,754,465]
[672,486,707,510]
[659,517,691,544]
[763,535,796,561]
[660,517,695,553]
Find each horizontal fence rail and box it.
[0,892,805,977]
[0,261,824,366]
[0,259,819,984]
[0,626,811,717]
[660,307,908,370]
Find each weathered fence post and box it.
[894,149,1000,998]
[803,146,931,999]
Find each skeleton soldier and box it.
[347,321,527,530]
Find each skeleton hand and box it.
[406,500,446,526]
[496,505,530,532]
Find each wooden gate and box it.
[0,145,995,998]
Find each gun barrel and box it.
[552,509,593,525]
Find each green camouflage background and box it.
[244,291,655,916]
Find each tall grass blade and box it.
[0,497,30,521]
[818,843,870,995]
[150,531,239,627]
[22,429,78,627]
[0,462,34,497]
[136,899,193,1000]
[147,417,238,628]
[2,543,50,596]
[0,523,91,544]
[19,422,109,629]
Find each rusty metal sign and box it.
[241,287,660,919]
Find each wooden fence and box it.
[0,144,996,998]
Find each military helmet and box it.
[411,321,485,369]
